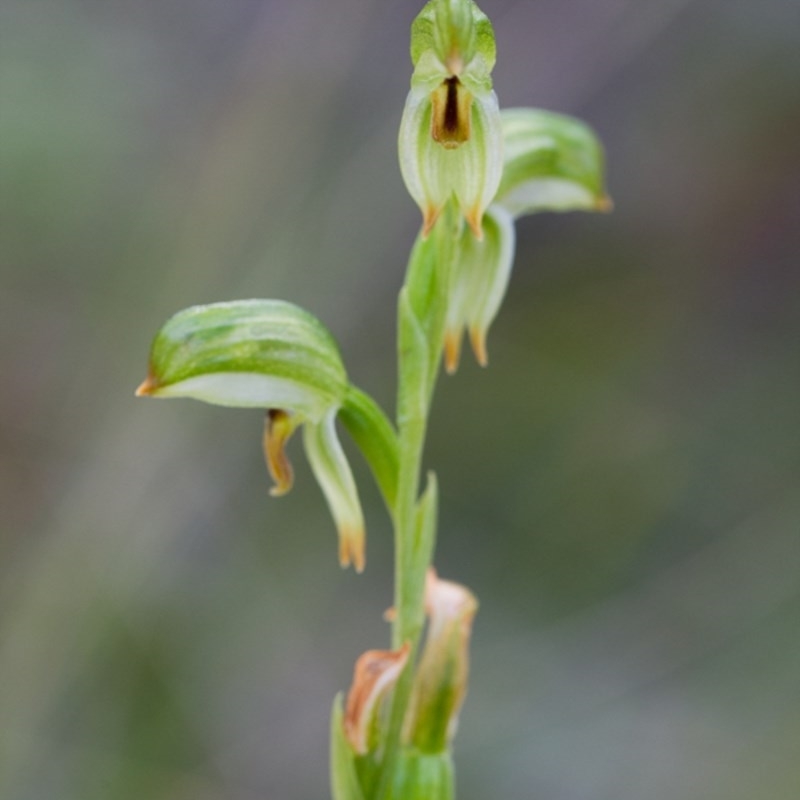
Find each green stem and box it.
[375,205,459,799]
[394,432,427,647]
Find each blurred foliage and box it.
[1,1,799,798]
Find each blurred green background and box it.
[2,1,799,798]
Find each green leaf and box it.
[405,223,448,368]
[495,108,612,218]
[330,694,367,800]
[137,300,347,421]
[339,386,399,512]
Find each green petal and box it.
[138,300,347,421]
[495,108,611,217]
[303,410,366,572]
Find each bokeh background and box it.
[2,1,799,798]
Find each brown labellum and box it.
[431,77,472,148]
[263,409,299,496]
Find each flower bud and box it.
[404,570,478,753]
[344,643,411,755]
[399,0,503,238]
[443,204,514,373]
[136,299,368,571]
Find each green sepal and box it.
[495,108,611,218]
[339,386,399,512]
[330,694,367,800]
[386,749,454,800]
[410,0,496,72]
[138,299,347,421]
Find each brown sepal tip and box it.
[135,373,160,397]
[444,330,462,375]
[596,194,614,213]
[469,327,489,368]
[465,207,484,240]
[339,528,366,573]
[422,205,443,238]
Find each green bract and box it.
[404,572,477,755]
[331,695,367,800]
[399,0,502,238]
[137,299,395,573]
[387,751,454,800]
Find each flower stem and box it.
[375,204,459,799]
